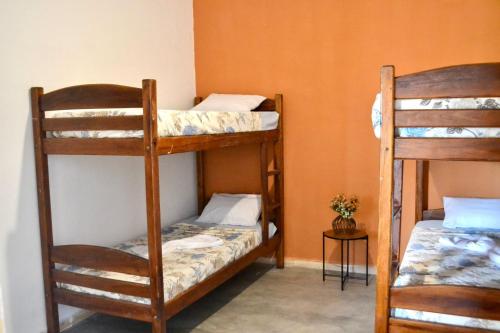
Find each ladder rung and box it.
[267,169,281,176]
[269,202,281,211]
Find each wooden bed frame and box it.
[375,63,500,333]
[31,80,284,333]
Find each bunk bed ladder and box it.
[260,100,284,268]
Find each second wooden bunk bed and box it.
[376,63,500,333]
[31,80,284,333]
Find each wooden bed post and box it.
[392,160,403,262]
[274,94,285,268]
[415,160,428,223]
[142,79,166,333]
[31,87,61,333]
[375,66,395,333]
[260,142,270,245]
[194,97,206,215]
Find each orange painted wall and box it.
[193,0,500,266]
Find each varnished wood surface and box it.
[40,84,142,111]
[142,79,166,333]
[274,94,285,268]
[395,138,500,161]
[52,270,150,298]
[391,285,500,321]
[156,130,279,155]
[395,63,500,99]
[43,138,144,155]
[392,160,403,261]
[375,65,396,333]
[395,110,500,128]
[53,288,151,322]
[42,116,144,131]
[31,87,60,333]
[51,245,150,276]
[389,318,498,333]
[422,208,445,220]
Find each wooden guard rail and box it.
[390,285,500,321]
[50,245,151,300]
[51,245,150,276]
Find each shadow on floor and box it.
[64,262,275,333]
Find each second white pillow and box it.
[191,94,266,112]
[196,193,262,227]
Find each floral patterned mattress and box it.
[58,217,277,304]
[393,220,500,330]
[372,95,500,138]
[45,108,279,138]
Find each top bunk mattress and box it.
[45,109,279,138]
[371,95,500,138]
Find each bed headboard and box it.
[193,96,277,111]
[422,208,445,221]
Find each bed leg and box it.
[276,237,285,269]
[151,318,166,333]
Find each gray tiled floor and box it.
[64,263,375,333]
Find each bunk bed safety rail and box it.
[50,244,151,297]
[32,81,155,156]
[391,63,500,161]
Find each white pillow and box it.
[196,193,261,226]
[443,197,500,230]
[191,93,266,112]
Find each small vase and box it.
[332,215,356,234]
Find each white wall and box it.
[0,1,196,332]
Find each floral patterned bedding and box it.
[58,217,276,304]
[371,94,500,138]
[393,220,500,330]
[45,108,279,138]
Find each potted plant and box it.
[330,194,359,234]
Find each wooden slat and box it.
[156,130,279,154]
[52,270,150,298]
[395,110,500,127]
[267,169,280,176]
[53,288,151,322]
[392,160,403,262]
[51,245,150,277]
[375,65,396,333]
[40,84,142,111]
[395,138,500,161]
[423,208,445,220]
[43,138,143,155]
[395,63,500,98]
[165,234,280,319]
[390,285,500,321]
[42,116,143,131]
[389,318,498,333]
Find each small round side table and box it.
[322,229,368,290]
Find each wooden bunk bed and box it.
[375,63,500,333]
[31,80,284,333]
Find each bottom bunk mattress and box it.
[393,220,500,330]
[58,216,277,304]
